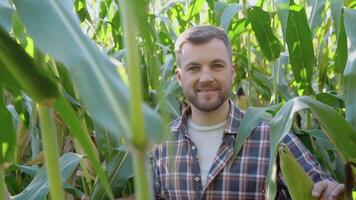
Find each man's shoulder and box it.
[168,116,182,129]
[151,117,183,156]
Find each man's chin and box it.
[193,101,223,112]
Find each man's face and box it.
[176,38,235,112]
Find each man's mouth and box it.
[198,89,217,92]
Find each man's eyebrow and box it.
[184,62,200,67]
[211,59,227,65]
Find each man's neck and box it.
[190,100,230,126]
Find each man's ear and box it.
[176,67,182,86]
[232,64,236,80]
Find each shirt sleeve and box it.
[151,148,166,200]
[281,132,332,183]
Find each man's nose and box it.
[199,67,214,83]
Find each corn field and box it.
[0,0,356,199]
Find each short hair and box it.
[174,25,232,67]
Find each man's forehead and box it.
[180,38,227,52]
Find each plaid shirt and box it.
[152,100,329,200]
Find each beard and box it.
[185,87,230,112]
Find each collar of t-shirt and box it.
[187,118,227,186]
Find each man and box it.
[152,25,345,199]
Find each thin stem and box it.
[132,151,152,200]
[38,104,64,200]
[0,167,4,200]
[119,0,152,200]
[119,0,147,149]
[243,0,253,107]
[272,60,279,104]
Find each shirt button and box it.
[191,146,196,151]
[194,176,200,182]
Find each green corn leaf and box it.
[55,95,112,198]
[91,149,133,200]
[271,96,356,163]
[0,64,21,91]
[276,0,290,40]
[63,182,85,199]
[220,3,243,31]
[279,144,317,200]
[334,9,348,74]
[330,0,343,35]
[186,0,205,21]
[0,0,13,32]
[307,0,326,33]
[159,0,184,15]
[213,1,227,26]
[0,88,16,165]
[12,153,82,200]
[0,29,59,102]
[13,0,165,145]
[247,6,283,61]
[266,96,356,199]
[286,4,315,94]
[230,105,277,168]
[315,92,344,109]
[343,8,356,130]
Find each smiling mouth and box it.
[197,89,218,92]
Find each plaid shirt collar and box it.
[170,99,242,136]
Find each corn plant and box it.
[1,0,356,200]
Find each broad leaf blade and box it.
[330,0,343,33]
[307,0,325,33]
[220,3,243,31]
[91,150,133,200]
[279,144,317,200]
[266,96,356,199]
[286,4,315,93]
[0,0,13,32]
[14,0,165,144]
[186,0,205,21]
[334,9,348,74]
[343,8,356,130]
[12,153,82,200]
[0,88,16,164]
[247,6,282,61]
[0,29,59,102]
[276,0,290,40]
[231,106,275,165]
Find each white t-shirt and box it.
[187,118,226,187]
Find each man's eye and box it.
[188,67,199,71]
[212,64,223,69]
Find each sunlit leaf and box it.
[266,96,356,199]
[247,6,282,61]
[334,9,348,75]
[343,8,356,130]
[286,4,315,94]
[0,28,59,102]
[186,0,205,21]
[279,144,317,200]
[14,0,164,145]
